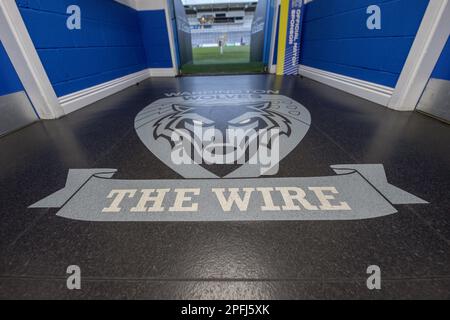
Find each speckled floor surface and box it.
[0,75,449,299]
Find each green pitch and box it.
[181,45,265,75]
[193,45,250,64]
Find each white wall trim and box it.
[115,0,167,11]
[115,0,167,10]
[0,0,63,119]
[114,0,137,9]
[59,66,175,115]
[389,0,450,111]
[149,68,178,77]
[299,65,394,106]
[59,69,151,115]
[135,0,166,11]
[270,65,277,74]
[1,0,175,120]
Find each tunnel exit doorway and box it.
[171,0,276,75]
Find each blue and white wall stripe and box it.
[0,0,178,118]
[298,0,450,110]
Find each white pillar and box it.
[389,0,450,111]
[0,0,64,119]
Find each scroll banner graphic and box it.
[30,165,427,222]
[276,0,305,75]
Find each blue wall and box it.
[300,0,429,88]
[139,10,173,69]
[16,0,147,97]
[431,37,450,80]
[0,41,24,96]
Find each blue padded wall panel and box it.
[301,58,400,87]
[139,10,173,69]
[0,41,24,96]
[304,0,392,22]
[431,37,450,80]
[300,0,429,87]
[16,0,147,97]
[303,1,429,40]
[52,65,144,96]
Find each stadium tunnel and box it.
[172,0,274,74]
[0,0,449,299]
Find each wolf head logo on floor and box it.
[135,92,311,178]
[31,91,429,222]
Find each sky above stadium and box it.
[182,0,258,5]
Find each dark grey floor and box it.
[0,74,449,299]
